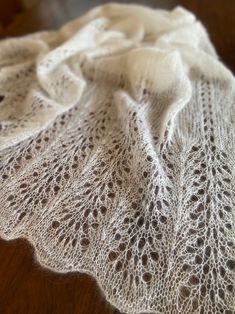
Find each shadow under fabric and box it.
[0,3,234,314]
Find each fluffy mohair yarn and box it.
[0,3,234,314]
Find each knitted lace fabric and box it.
[0,3,234,314]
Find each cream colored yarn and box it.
[0,3,234,314]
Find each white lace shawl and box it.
[0,3,234,314]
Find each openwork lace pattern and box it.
[0,4,234,314]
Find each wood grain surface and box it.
[0,1,234,313]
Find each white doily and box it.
[0,3,234,314]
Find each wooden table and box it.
[0,1,234,313]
